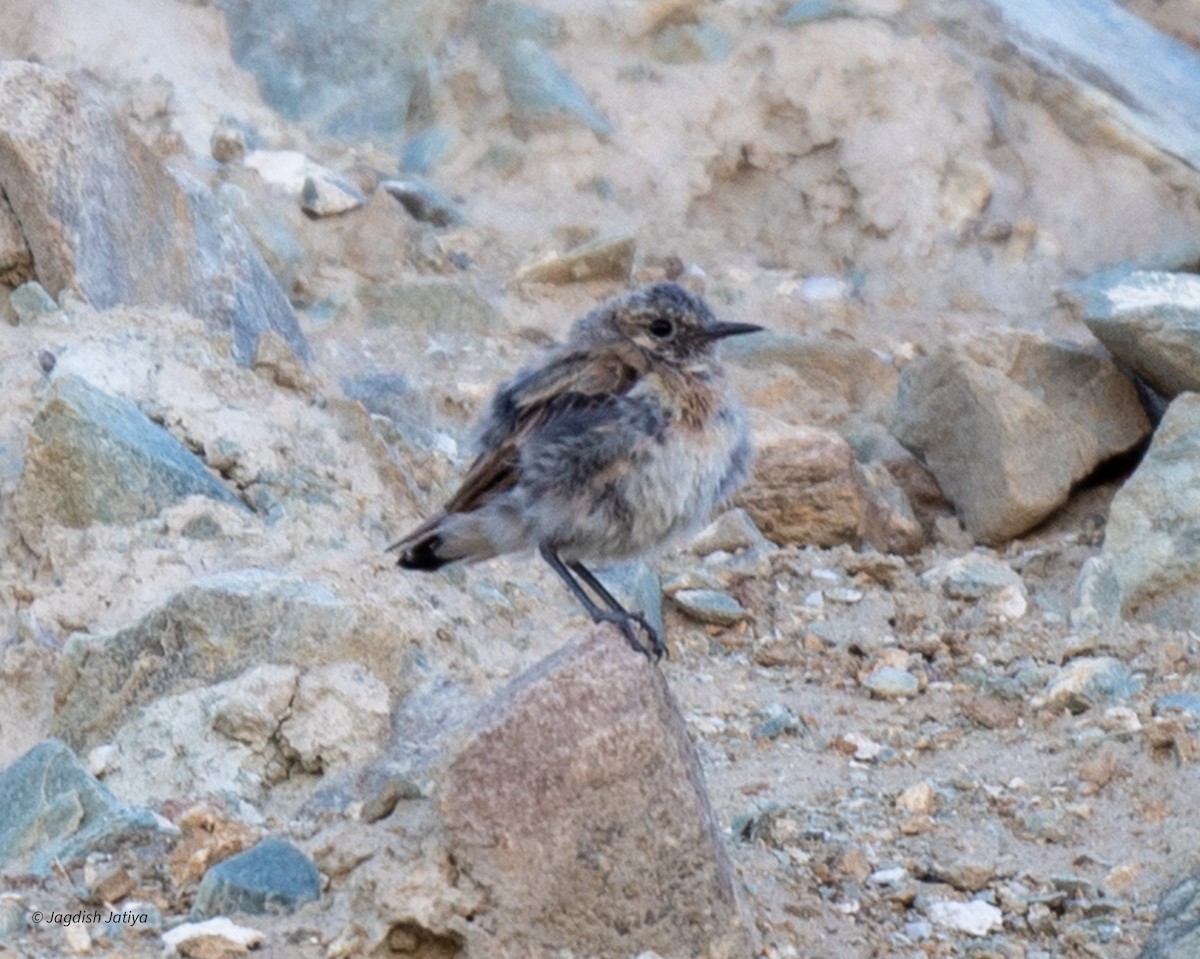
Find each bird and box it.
[388,281,761,659]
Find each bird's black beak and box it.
[699,321,764,340]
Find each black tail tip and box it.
[395,535,448,571]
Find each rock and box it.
[671,589,753,627]
[192,837,321,919]
[1042,657,1141,714]
[9,280,59,325]
[924,554,1026,602]
[893,330,1150,544]
[358,278,498,334]
[1153,693,1200,721]
[1067,268,1200,399]
[779,0,855,25]
[440,626,755,959]
[52,569,361,750]
[300,173,364,218]
[736,417,869,549]
[13,375,244,537]
[594,562,666,647]
[163,917,265,957]
[475,21,613,139]
[514,236,636,285]
[1095,394,1200,627]
[243,150,364,217]
[1138,873,1200,959]
[926,899,1003,937]
[380,179,466,227]
[0,62,309,366]
[985,0,1200,169]
[0,192,32,286]
[215,0,446,143]
[862,666,919,699]
[278,663,391,774]
[859,461,926,556]
[689,508,768,555]
[652,24,731,64]
[0,739,162,875]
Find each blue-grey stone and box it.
[0,63,309,367]
[9,281,60,324]
[751,703,801,740]
[863,667,920,699]
[18,375,243,529]
[1066,267,1200,400]
[652,24,731,64]
[671,588,752,627]
[985,0,1200,170]
[0,740,162,875]
[192,838,321,918]
[214,0,441,144]
[400,125,457,174]
[1154,693,1200,721]
[1138,874,1200,959]
[380,179,466,227]
[596,562,665,644]
[779,0,854,25]
[1043,656,1141,714]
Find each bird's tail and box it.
[387,514,451,570]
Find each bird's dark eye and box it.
[649,318,674,338]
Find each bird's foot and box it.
[592,608,666,661]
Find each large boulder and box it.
[893,330,1150,544]
[0,60,309,365]
[440,626,755,959]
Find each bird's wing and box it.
[442,345,644,516]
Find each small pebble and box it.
[863,666,919,699]
[671,588,752,626]
[926,899,1003,937]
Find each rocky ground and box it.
[4,0,1200,957]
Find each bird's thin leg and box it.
[538,546,660,660]
[568,560,665,660]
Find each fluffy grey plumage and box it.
[389,282,761,657]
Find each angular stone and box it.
[892,330,1150,544]
[14,375,243,535]
[440,626,754,959]
[52,569,360,750]
[671,589,753,627]
[594,562,665,646]
[736,418,868,548]
[1043,657,1141,714]
[1067,268,1200,399]
[192,838,320,919]
[689,508,768,556]
[380,179,466,228]
[0,62,309,366]
[1095,393,1200,627]
[985,0,1200,169]
[514,236,636,285]
[1139,874,1200,959]
[9,281,60,324]
[0,739,161,875]
[278,663,391,774]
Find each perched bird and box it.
[388,282,761,658]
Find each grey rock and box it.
[341,372,441,451]
[985,0,1200,169]
[1153,693,1200,721]
[380,178,466,227]
[9,281,60,324]
[672,589,753,627]
[1070,555,1123,629]
[299,171,365,218]
[779,0,855,25]
[0,62,309,366]
[595,562,666,645]
[751,703,802,741]
[14,375,243,535]
[215,0,444,143]
[440,626,755,959]
[862,667,920,699]
[690,508,769,556]
[52,569,361,749]
[0,193,32,286]
[1042,656,1141,714]
[652,24,732,64]
[514,235,635,285]
[927,554,1025,602]
[893,330,1150,544]
[358,278,498,334]
[192,838,321,919]
[490,38,613,139]
[1066,268,1200,399]
[0,739,161,875]
[1098,393,1200,628]
[1139,874,1200,959]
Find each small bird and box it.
[388,282,761,658]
